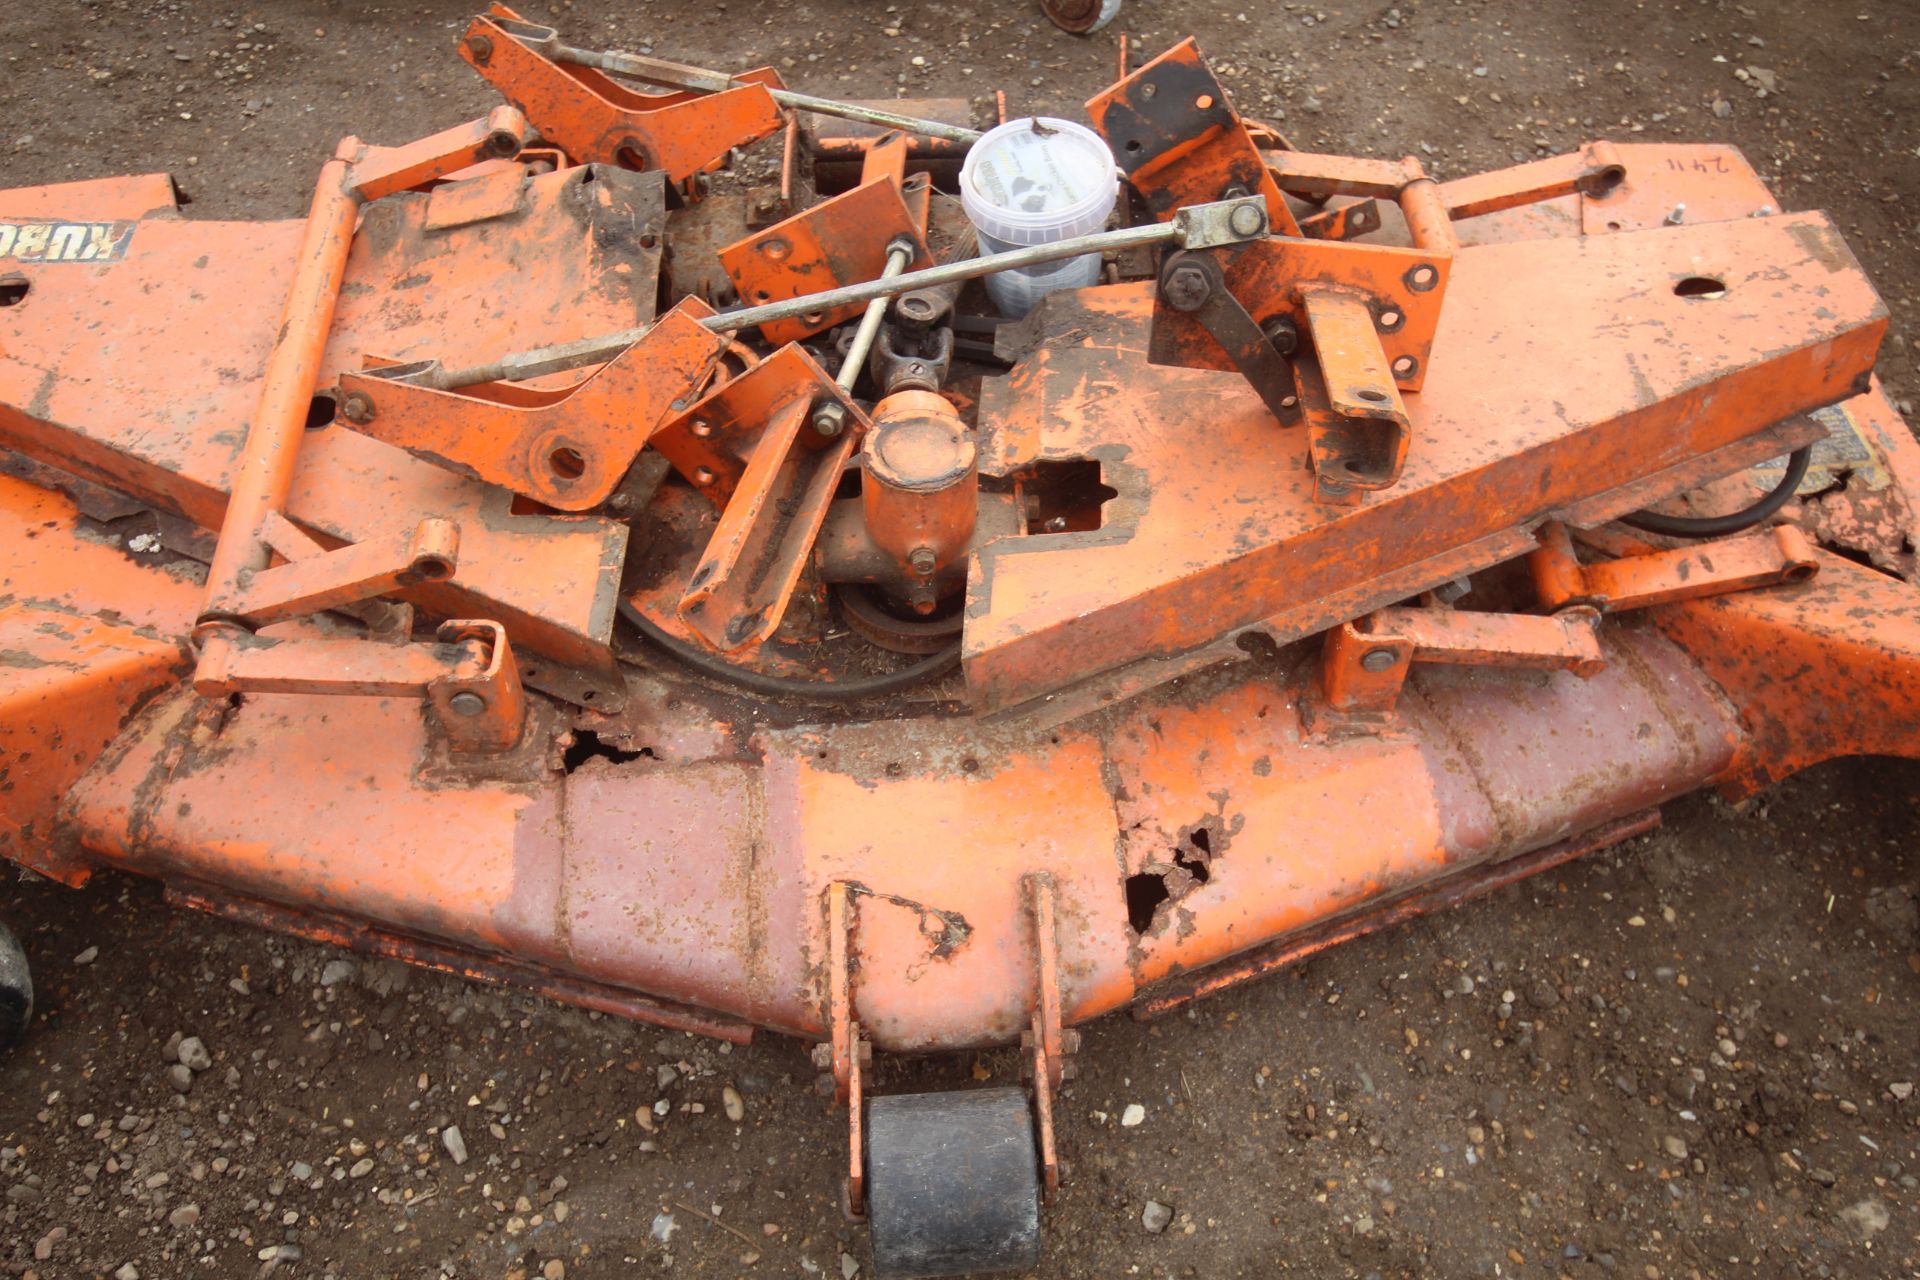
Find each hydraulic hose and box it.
[1619,446,1812,538]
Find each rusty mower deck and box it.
[2,13,1918,1276]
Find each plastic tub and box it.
[959,117,1118,318]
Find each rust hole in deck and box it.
[1125,824,1218,934]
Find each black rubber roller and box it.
[866,1087,1042,1278]
[0,920,31,1052]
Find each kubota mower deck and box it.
[3,12,1918,1276]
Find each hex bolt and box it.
[809,1043,835,1070]
[1261,316,1299,356]
[447,691,487,717]
[1228,200,1268,239]
[908,546,938,576]
[814,1073,838,1098]
[339,392,374,424]
[1161,262,1213,312]
[1360,647,1400,673]
[811,401,848,439]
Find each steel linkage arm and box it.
[192,107,535,749]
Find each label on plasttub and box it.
[968,124,1106,215]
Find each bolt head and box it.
[1360,648,1399,673]
[1228,201,1267,239]
[1161,262,1212,312]
[447,691,487,717]
[464,33,493,63]
[340,392,374,424]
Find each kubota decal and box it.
[0,220,135,264]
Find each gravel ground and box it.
[3,1,1918,1277]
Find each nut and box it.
[1161,262,1213,312]
[907,546,938,576]
[339,391,374,424]
[1260,316,1299,356]
[811,402,848,439]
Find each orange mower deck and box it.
[2,18,1918,1277]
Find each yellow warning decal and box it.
[0,220,136,264]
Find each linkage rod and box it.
[542,40,985,144]
[423,197,1267,390]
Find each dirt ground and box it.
[3,1,1919,1277]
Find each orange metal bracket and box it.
[718,177,933,346]
[1088,38,1304,236]
[230,517,459,628]
[1021,873,1077,1198]
[814,882,874,1219]
[670,348,866,651]
[1298,285,1411,494]
[195,109,534,698]
[196,618,526,753]
[1316,604,1604,726]
[335,300,730,510]
[1529,521,1819,614]
[459,9,783,185]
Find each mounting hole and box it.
[0,276,28,307]
[639,231,660,250]
[614,141,650,171]
[548,446,587,480]
[801,310,827,326]
[1281,394,1299,409]
[689,418,713,438]
[1674,275,1727,299]
[692,466,716,486]
[1391,355,1419,378]
[1605,220,1623,232]
[305,393,337,430]
[1124,138,1143,154]
[1195,93,1215,110]
[1404,263,1439,292]
[414,556,454,581]
[1141,82,1158,100]
[754,289,772,303]
[1376,308,1404,332]
[1356,388,1389,403]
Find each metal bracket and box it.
[195,618,528,753]
[228,516,459,628]
[336,300,729,511]
[1309,604,1604,734]
[1157,250,1299,427]
[654,345,868,653]
[1088,38,1303,236]
[459,9,784,185]
[814,882,875,1220]
[1530,521,1819,614]
[1298,197,1383,242]
[1019,873,1079,1199]
[718,177,933,346]
[1298,285,1412,497]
